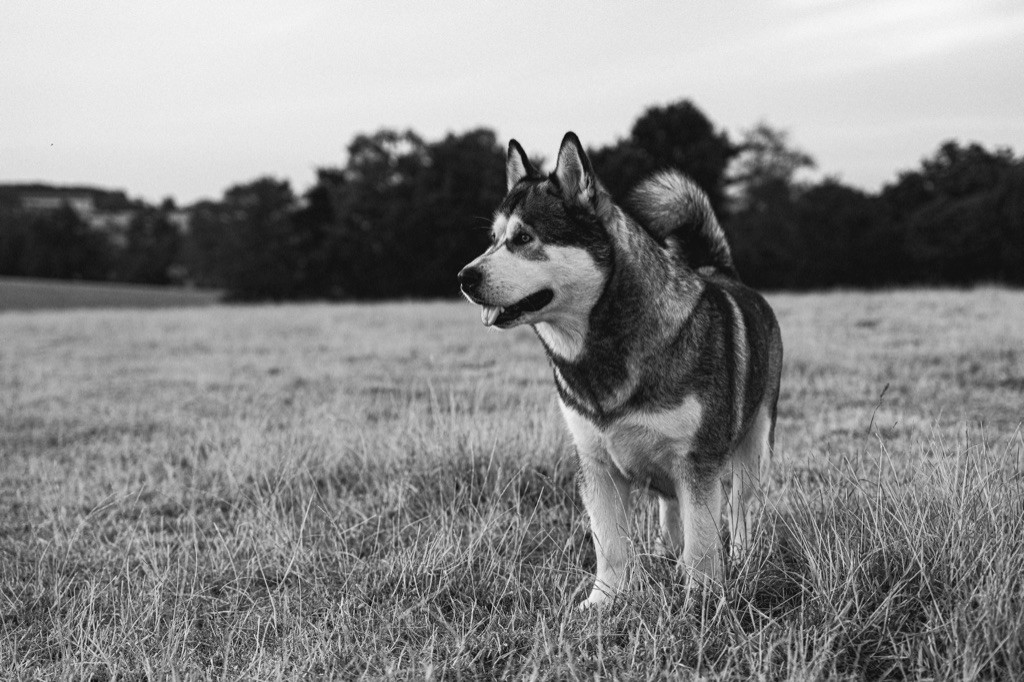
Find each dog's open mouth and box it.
[481,289,554,328]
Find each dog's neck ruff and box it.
[539,208,705,424]
[534,320,587,361]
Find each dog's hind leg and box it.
[727,404,771,559]
[578,459,633,608]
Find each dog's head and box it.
[458,132,613,331]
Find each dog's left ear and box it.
[554,132,595,206]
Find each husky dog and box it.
[458,133,783,608]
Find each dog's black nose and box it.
[458,266,482,293]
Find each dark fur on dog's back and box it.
[627,171,738,279]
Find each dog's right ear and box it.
[506,139,535,191]
[554,132,595,207]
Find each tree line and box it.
[1,100,1021,297]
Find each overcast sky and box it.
[2,0,1022,204]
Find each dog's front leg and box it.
[655,496,683,557]
[578,457,633,609]
[679,464,724,584]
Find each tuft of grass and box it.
[1,290,1023,679]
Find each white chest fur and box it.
[559,395,703,484]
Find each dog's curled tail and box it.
[628,170,738,279]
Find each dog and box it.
[458,132,783,608]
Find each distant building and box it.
[0,183,193,243]
[0,184,132,212]
[21,193,96,214]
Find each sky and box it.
[2,0,1023,205]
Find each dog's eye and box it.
[513,232,533,246]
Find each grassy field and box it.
[0,276,222,311]
[1,289,1023,679]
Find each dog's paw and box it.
[577,590,614,611]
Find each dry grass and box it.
[1,289,1023,680]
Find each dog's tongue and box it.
[481,305,501,326]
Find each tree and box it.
[901,193,996,284]
[5,112,1003,298]
[882,141,1015,218]
[288,172,346,298]
[327,129,431,298]
[219,178,300,300]
[992,163,1024,284]
[724,124,814,288]
[590,100,736,217]
[118,210,181,284]
[178,200,232,288]
[406,128,505,296]
[16,205,112,280]
[920,141,1015,199]
[883,141,1019,283]
[730,123,815,213]
[319,128,504,298]
[0,209,29,275]
[794,180,897,287]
